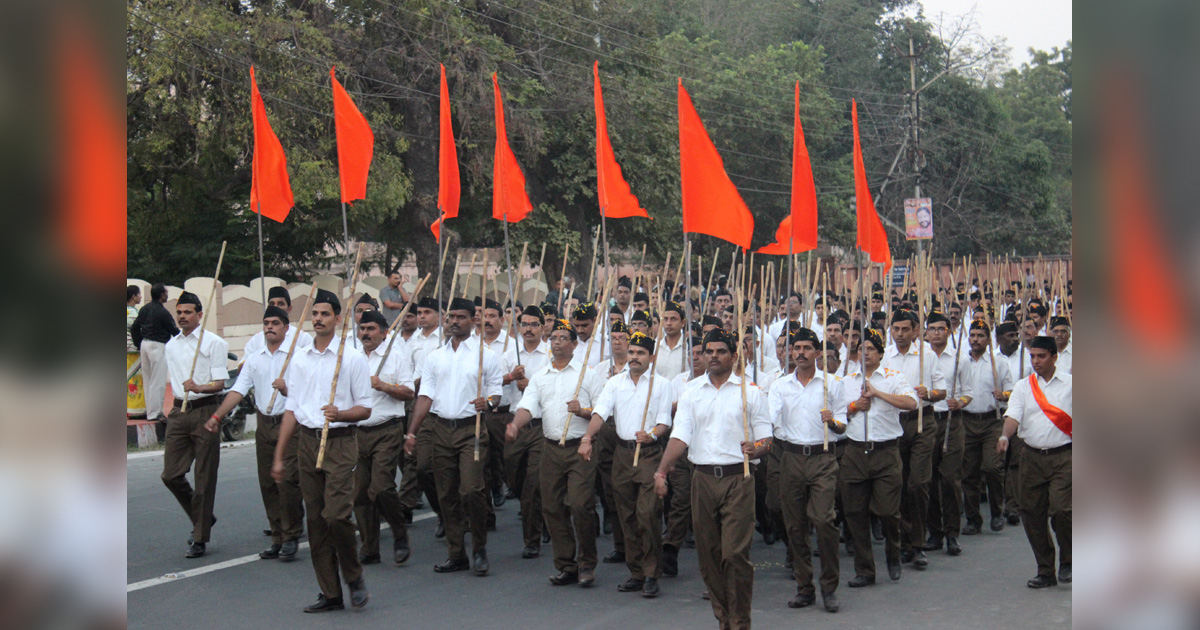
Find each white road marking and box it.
[128,438,254,460]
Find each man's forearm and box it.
[656,438,688,474]
[210,392,245,419]
[409,395,433,434]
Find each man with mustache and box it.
[502,306,553,559]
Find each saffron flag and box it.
[594,62,648,219]
[758,83,819,255]
[678,79,754,250]
[492,73,533,223]
[851,99,891,271]
[331,67,373,205]
[249,67,294,222]
[755,215,795,255]
[433,63,461,241]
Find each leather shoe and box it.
[262,528,272,536]
[393,539,411,565]
[521,545,540,559]
[486,515,497,531]
[303,594,344,613]
[472,551,489,576]
[549,570,578,586]
[434,519,446,539]
[900,548,915,564]
[1027,574,1057,589]
[822,592,839,613]
[579,568,596,587]
[433,557,470,573]
[348,578,368,609]
[787,592,815,608]
[185,542,206,558]
[847,575,874,588]
[1058,563,1071,584]
[602,550,625,564]
[923,535,943,551]
[946,537,962,556]
[962,522,981,536]
[542,529,551,544]
[661,545,679,577]
[259,543,282,559]
[617,577,643,592]
[701,590,710,600]
[871,519,883,541]
[642,577,659,598]
[1007,512,1021,526]
[991,516,1005,531]
[359,553,381,565]
[887,561,902,581]
[491,486,506,507]
[912,550,929,569]
[763,529,776,545]
[280,539,298,560]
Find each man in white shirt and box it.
[570,301,604,368]
[655,301,687,381]
[507,319,604,587]
[476,297,512,518]
[501,306,552,559]
[582,332,673,598]
[398,297,444,534]
[661,335,705,577]
[405,297,503,577]
[162,291,229,559]
[998,336,1072,589]
[209,306,302,561]
[243,285,313,357]
[924,311,969,556]
[1049,317,1072,374]
[839,328,918,587]
[996,320,1030,525]
[352,310,415,567]
[768,328,847,613]
[655,329,773,630]
[271,289,374,612]
[594,321,631,563]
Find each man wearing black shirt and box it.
[131,283,179,421]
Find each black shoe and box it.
[433,557,470,573]
[549,570,579,586]
[348,578,368,609]
[185,542,206,558]
[1027,574,1057,589]
[990,516,1005,532]
[787,592,815,608]
[259,543,282,559]
[923,535,943,551]
[359,553,381,565]
[434,520,446,539]
[617,577,642,592]
[822,592,839,613]
[402,510,414,525]
[946,537,962,556]
[280,539,299,560]
[642,577,659,598]
[871,519,883,541]
[521,545,540,559]
[962,522,981,536]
[472,551,489,576]
[1007,512,1021,526]
[602,550,625,564]
[888,561,902,581]
[912,550,929,569]
[579,568,595,587]
[504,488,517,500]
[900,548,915,564]
[415,499,425,510]
[492,487,506,508]
[303,594,345,613]
[701,589,710,600]
[262,529,272,536]
[542,529,551,544]
[763,529,776,545]
[684,531,695,548]
[486,515,497,531]
[848,575,874,588]
[661,545,679,577]
[1058,563,1071,584]
[393,539,411,565]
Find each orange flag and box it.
[678,79,754,250]
[755,215,795,255]
[759,83,819,255]
[594,62,648,219]
[249,67,294,222]
[433,64,461,241]
[851,99,891,270]
[331,67,373,204]
[492,74,533,223]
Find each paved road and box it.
[128,443,1070,629]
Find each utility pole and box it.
[907,36,925,258]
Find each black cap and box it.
[701,315,723,328]
[1029,336,1058,354]
[702,328,736,350]
[891,309,919,326]
[521,305,545,324]
[995,321,1018,335]
[356,293,378,309]
[449,297,476,315]
[633,292,649,303]
[417,297,441,311]
[618,276,632,289]
[1049,316,1070,329]
[863,328,886,353]
[629,331,655,353]
[267,286,291,305]
[926,311,950,327]
[539,303,558,318]
[820,342,841,359]
[314,289,341,315]
[177,291,202,310]
[788,327,820,347]
[573,301,598,321]
[664,301,685,317]
[610,321,630,336]
[359,310,388,329]
[551,318,577,341]
[609,305,624,316]
[969,319,991,334]
[631,309,652,324]
[263,305,289,324]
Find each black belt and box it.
[258,413,284,425]
[961,410,998,420]
[358,416,401,433]
[899,406,934,421]
[528,418,542,429]
[617,438,660,451]
[1025,443,1071,456]
[778,440,835,456]
[300,424,356,439]
[546,436,582,448]
[175,395,218,408]
[846,438,898,452]
[432,414,476,430]
[694,463,755,478]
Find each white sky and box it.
[911,0,1072,65]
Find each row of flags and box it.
[248,63,892,269]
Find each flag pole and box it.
[340,201,351,280]
[257,202,266,307]
[683,236,693,375]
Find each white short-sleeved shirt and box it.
[165,328,230,401]
[503,339,550,408]
[572,332,605,368]
[362,343,415,426]
[883,341,946,398]
[1005,370,1072,449]
[654,335,687,381]
[838,368,918,442]
[515,359,604,441]
[283,336,373,429]
[962,350,1015,414]
[768,370,848,446]
[407,327,442,378]
[673,373,773,466]
[592,371,674,441]
[932,345,970,412]
[229,341,288,415]
[418,335,503,420]
[595,357,630,382]
[243,324,311,359]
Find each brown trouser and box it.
[899,410,937,552]
[429,415,489,560]
[763,441,787,545]
[692,466,756,630]
[663,451,692,550]
[779,446,840,596]
[353,418,410,557]
[256,414,303,544]
[484,409,511,493]
[928,411,965,539]
[505,418,543,548]
[961,412,1004,527]
[1019,446,1071,578]
[161,397,221,544]
[840,442,903,579]
[1004,435,1025,516]
[298,428,362,600]
[540,437,598,574]
[595,420,624,553]
[612,442,663,580]
[398,414,442,518]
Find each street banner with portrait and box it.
[904,197,933,240]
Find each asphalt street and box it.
[128,441,1071,629]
